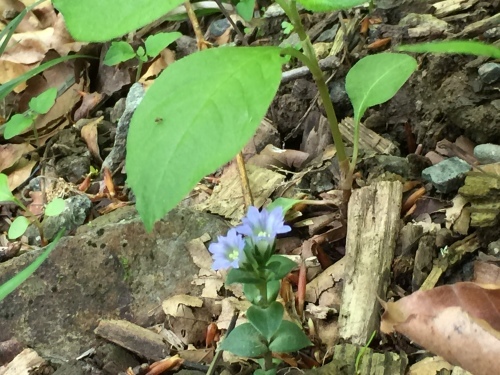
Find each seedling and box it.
[104,32,182,81]
[281,21,294,35]
[3,88,58,143]
[0,173,65,242]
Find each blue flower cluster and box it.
[208,206,291,270]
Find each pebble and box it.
[478,62,500,84]
[474,143,500,164]
[421,157,471,193]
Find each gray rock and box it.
[488,240,500,257]
[317,25,339,43]
[0,206,229,361]
[474,143,500,164]
[422,157,471,193]
[101,83,145,175]
[279,33,301,49]
[25,194,92,244]
[478,63,500,84]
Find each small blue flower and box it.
[237,206,291,245]
[208,228,246,270]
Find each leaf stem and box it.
[277,0,352,188]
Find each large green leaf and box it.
[297,0,366,12]
[346,53,417,125]
[52,0,185,42]
[127,47,283,230]
[269,321,312,353]
[0,230,63,302]
[397,40,500,59]
[247,302,284,341]
[218,323,268,357]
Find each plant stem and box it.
[263,350,273,371]
[276,0,352,190]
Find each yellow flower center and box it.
[228,249,239,260]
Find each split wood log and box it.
[338,181,403,345]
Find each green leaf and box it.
[0,0,44,56]
[45,198,66,216]
[127,46,283,230]
[243,280,280,304]
[136,46,147,62]
[4,114,34,139]
[145,32,182,58]
[269,321,312,353]
[346,53,417,125]
[0,174,15,202]
[226,268,263,285]
[397,40,500,59]
[236,0,255,22]
[266,255,296,280]
[247,302,284,341]
[0,54,88,102]
[296,0,366,12]
[52,0,186,42]
[218,323,268,357]
[104,41,136,66]
[8,216,30,239]
[266,198,302,214]
[29,88,57,114]
[0,230,63,302]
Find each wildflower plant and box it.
[209,206,311,374]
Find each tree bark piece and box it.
[339,181,403,345]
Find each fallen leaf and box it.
[80,117,104,163]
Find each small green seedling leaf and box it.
[218,323,268,357]
[0,230,63,302]
[0,174,15,202]
[136,46,147,62]
[266,197,302,214]
[281,21,294,35]
[244,280,280,304]
[127,46,283,230]
[44,198,66,216]
[29,88,57,114]
[144,32,182,58]
[297,0,366,12]
[269,320,312,352]
[8,216,30,239]
[346,53,417,125]
[247,302,284,341]
[104,41,136,66]
[397,40,500,59]
[4,114,34,139]
[53,0,186,42]
[236,0,255,22]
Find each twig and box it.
[206,310,240,375]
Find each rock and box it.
[102,83,145,176]
[488,240,500,257]
[25,194,92,244]
[316,25,339,42]
[0,206,229,361]
[478,63,500,84]
[279,33,300,49]
[474,143,500,164]
[422,157,471,193]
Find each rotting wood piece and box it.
[94,319,169,362]
[338,181,403,345]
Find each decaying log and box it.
[339,181,403,345]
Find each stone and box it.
[0,206,229,361]
[478,63,500,84]
[422,157,471,193]
[474,143,500,164]
[316,25,339,43]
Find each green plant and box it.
[51,0,417,230]
[208,205,311,373]
[0,173,65,242]
[355,330,376,374]
[281,21,294,35]
[0,230,63,302]
[4,88,58,141]
[397,40,500,59]
[104,32,182,81]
